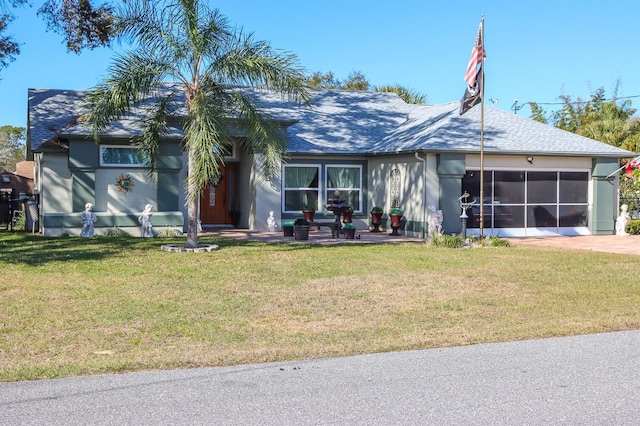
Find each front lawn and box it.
[1,233,639,381]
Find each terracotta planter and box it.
[342,209,354,224]
[302,210,315,222]
[294,225,310,240]
[370,211,383,232]
[389,213,403,236]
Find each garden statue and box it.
[80,203,97,237]
[139,204,154,238]
[616,204,631,236]
[267,211,277,232]
[427,205,443,237]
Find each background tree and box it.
[306,70,427,104]
[529,86,640,151]
[305,70,369,90]
[0,0,115,72]
[86,0,309,248]
[0,125,25,172]
[374,84,426,104]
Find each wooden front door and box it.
[199,164,238,226]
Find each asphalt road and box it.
[2,330,639,425]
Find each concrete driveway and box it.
[509,234,640,255]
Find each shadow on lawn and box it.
[0,232,170,265]
[0,232,347,266]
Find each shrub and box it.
[389,208,403,215]
[371,206,383,213]
[102,227,131,237]
[302,205,315,211]
[282,221,295,227]
[154,227,183,238]
[343,223,356,229]
[627,219,640,235]
[485,236,510,246]
[429,234,465,248]
[294,218,309,226]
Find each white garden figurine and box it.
[267,211,277,232]
[139,204,154,237]
[80,203,97,237]
[616,204,631,236]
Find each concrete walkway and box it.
[1,330,639,425]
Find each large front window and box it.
[283,164,363,213]
[326,165,362,211]
[283,165,320,212]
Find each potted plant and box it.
[389,208,403,236]
[343,222,356,239]
[342,206,354,224]
[301,205,316,223]
[370,206,384,232]
[282,221,294,237]
[293,218,310,241]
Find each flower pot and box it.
[283,226,294,237]
[294,225,310,240]
[342,209,353,224]
[302,210,315,222]
[344,228,356,239]
[389,213,403,236]
[370,211,383,232]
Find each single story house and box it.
[27,86,634,238]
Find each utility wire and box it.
[529,94,640,106]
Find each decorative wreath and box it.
[115,173,135,193]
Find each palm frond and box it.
[227,90,288,180]
[183,90,231,202]
[207,30,310,106]
[84,50,170,139]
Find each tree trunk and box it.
[186,145,199,248]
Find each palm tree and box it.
[86,0,310,247]
[374,84,427,105]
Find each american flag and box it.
[463,24,486,87]
[625,155,640,175]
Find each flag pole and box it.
[479,14,485,237]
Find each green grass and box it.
[1,232,640,381]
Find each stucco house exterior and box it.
[28,86,634,238]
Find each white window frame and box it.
[282,164,322,213]
[325,164,363,213]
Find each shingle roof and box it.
[28,87,634,158]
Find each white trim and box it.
[325,164,363,213]
[464,168,592,235]
[281,164,322,213]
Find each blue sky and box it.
[1,0,639,130]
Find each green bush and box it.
[282,221,295,227]
[13,211,25,231]
[102,227,131,237]
[343,223,356,229]
[627,219,640,235]
[370,206,383,213]
[154,227,183,238]
[430,234,465,248]
[389,208,403,215]
[294,218,309,226]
